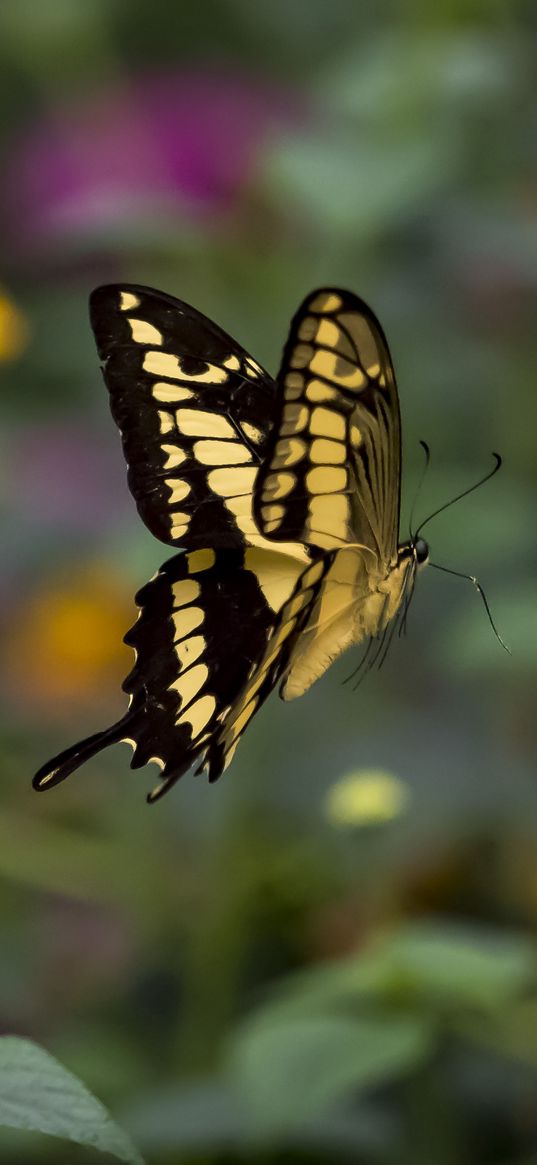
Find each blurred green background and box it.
[1,2,536,1162]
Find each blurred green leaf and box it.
[239,947,393,1025]
[388,922,536,1009]
[228,1012,432,1134]
[266,130,455,236]
[0,1037,144,1163]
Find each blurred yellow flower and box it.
[325,769,410,827]
[0,290,29,362]
[2,563,133,715]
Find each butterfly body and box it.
[34,285,427,801]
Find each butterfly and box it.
[33,285,430,802]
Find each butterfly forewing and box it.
[90,284,277,550]
[253,288,402,560]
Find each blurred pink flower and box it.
[7,422,129,529]
[7,70,298,247]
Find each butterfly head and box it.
[398,535,429,570]
[414,537,429,567]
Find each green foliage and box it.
[224,921,536,1138]
[229,1013,432,1135]
[0,1038,144,1163]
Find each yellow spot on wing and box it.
[315,318,341,347]
[153,383,193,402]
[144,351,228,383]
[36,766,60,787]
[281,404,309,435]
[223,354,241,370]
[129,318,163,345]
[194,439,251,465]
[306,466,347,494]
[242,421,264,444]
[162,444,187,469]
[176,410,236,439]
[187,549,216,573]
[245,359,264,378]
[261,503,285,523]
[310,437,346,464]
[308,292,342,312]
[306,380,338,403]
[172,606,204,639]
[166,478,190,503]
[177,693,216,737]
[310,350,366,389]
[274,437,307,467]
[158,410,174,434]
[208,466,257,497]
[119,291,140,310]
[309,407,346,441]
[262,472,295,501]
[172,579,201,607]
[170,662,209,706]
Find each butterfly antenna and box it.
[377,560,416,666]
[429,562,511,654]
[353,628,389,689]
[398,562,418,639]
[408,440,431,539]
[376,607,404,671]
[343,637,374,686]
[415,453,502,539]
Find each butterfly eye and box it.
[414,538,429,564]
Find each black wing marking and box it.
[90,284,278,550]
[254,288,402,560]
[33,545,316,801]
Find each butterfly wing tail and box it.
[33,717,130,791]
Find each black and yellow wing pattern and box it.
[90,284,277,550]
[254,289,411,702]
[34,285,419,801]
[255,288,401,557]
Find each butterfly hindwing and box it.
[253,288,402,559]
[90,284,277,550]
[34,545,318,800]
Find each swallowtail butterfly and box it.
[34,285,430,801]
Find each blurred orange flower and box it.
[2,563,134,717]
[0,290,29,362]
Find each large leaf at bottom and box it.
[0,1037,144,1164]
